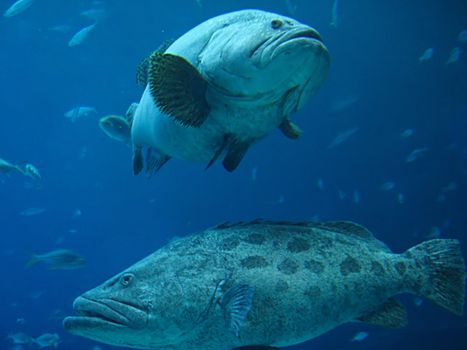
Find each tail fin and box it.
[26,254,39,268]
[405,239,465,315]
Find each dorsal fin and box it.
[318,221,374,240]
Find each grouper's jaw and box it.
[254,25,330,95]
[63,295,149,348]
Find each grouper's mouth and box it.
[253,27,328,65]
[63,296,148,332]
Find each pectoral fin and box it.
[220,284,255,337]
[136,39,174,86]
[222,138,252,172]
[279,118,302,139]
[206,134,232,170]
[148,52,210,127]
[356,297,408,328]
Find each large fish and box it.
[131,10,330,174]
[63,220,465,350]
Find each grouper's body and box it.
[64,220,465,350]
[131,10,330,173]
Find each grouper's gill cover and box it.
[64,220,465,350]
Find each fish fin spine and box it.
[405,239,465,315]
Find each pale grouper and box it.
[63,220,465,350]
[131,10,330,174]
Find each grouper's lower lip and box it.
[64,295,141,332]
[63,315,127,331]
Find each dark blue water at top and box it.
[0,0,466,349]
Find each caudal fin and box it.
[26,254,39,268]
[405,239,465,315]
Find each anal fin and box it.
[356,297,407,328]
[145,148,170,177]
[133,147,144,175]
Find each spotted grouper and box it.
[63,220,465,350]
[131,10,330,175]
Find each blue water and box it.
[1,0,466,349]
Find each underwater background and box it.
[1,0,466,349]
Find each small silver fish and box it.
[3,0,34,18]
[99,115,131,144]
[24,163,41,180]
[353,190,360,204]
[7,332,32,345]
[419,48,434,62]
[330,0,339,28]
[68,23,97,47]
[0,157,24,175]
[397,192,405,204]
[400,128,414,138]
[446,47,461,65]
[350,331,369,342]
[458,30,467,43]
[20,207,46,216]
[65,106,97,122]
[26,249,86,270]
[380,181,395,191]
[80,8,106,22]
[328,127,358,149]
[285,0,297,15]
[34,333,60,349]
[251,167,257,181]
[405,147,429,163]
[329,95,359,113]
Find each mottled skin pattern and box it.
[131,10,330,164]
[64,221,462,349]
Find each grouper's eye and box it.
[271,19,283,29]
[119,273,134,287]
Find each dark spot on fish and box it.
[243,233,266,245]
[321,304,331,317]
[395,261,407,275]
[304,286,321,299]
[272,240,282,249]
[222,236,240,250]
[318,236,334,249]
[277,258,299,275]
[340,256,361,276]
[371,261,385,277]
[275,280,289,292]
[304,259,325,274]
[353,281,366,298]
[241,255,268,269]
[287,237,311,253]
